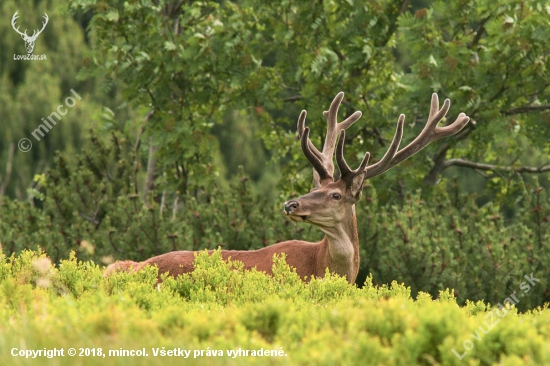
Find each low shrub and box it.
[0,250,549,365]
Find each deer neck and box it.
[317,205,359,283]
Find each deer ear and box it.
[350,171,367,199]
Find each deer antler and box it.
[298,92,362,187]
[364,93,470,179]
[33,13,49,39]
[335,130,370,186]
[11,11,48,40]
[11,11,28,38]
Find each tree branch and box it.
[143,140,158,203]
[443,158,550,174]
[284,95,302,102]
[468,16,491,49]
[137,110,156,203]
[502,104,550,116]
[422,142,450,186]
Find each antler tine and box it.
[321,92,362,158]
[321,92,344,155]
[297,110,323,161]
[391,93,469,163]
[364,93,470,180]
[364,114,405,179]
[11,10,19,25]
[31,13,49,39]
[336,130,370,184]
[11,11,28,37]
[300,128,332,185]
[297,92,362,187]
[297,109,327,187]
[38,13,49,34]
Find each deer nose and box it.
[284,201,299,214]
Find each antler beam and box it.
[364,93,470,179]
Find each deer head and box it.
[283,92,367,231]
[11,11,49,54]
[284,92,470,234]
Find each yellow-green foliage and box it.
[0,250,549,366]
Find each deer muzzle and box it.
[284,200,309,221]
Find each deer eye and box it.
[331,193,341,200]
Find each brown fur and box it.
[107,240,324,282]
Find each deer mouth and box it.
[289,214,309,222]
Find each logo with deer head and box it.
[11,11,49,54]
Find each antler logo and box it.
[11,11,49,54]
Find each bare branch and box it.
[134,109,155,152]
[502,105,550,116]
[468,15,491,49]
[143,140,159,203]
[443,158,550,174]
[136,110,155,201]
[284,95,303,102]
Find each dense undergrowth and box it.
[0,132,549,310]
[0,249,549,366]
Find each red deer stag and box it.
[105,92,469,284]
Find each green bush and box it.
[0,249,549,366]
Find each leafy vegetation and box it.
[1,250,549,366]
[1,0,549,362]
[1,133,548,309]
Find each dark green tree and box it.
[0,0,121,200]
